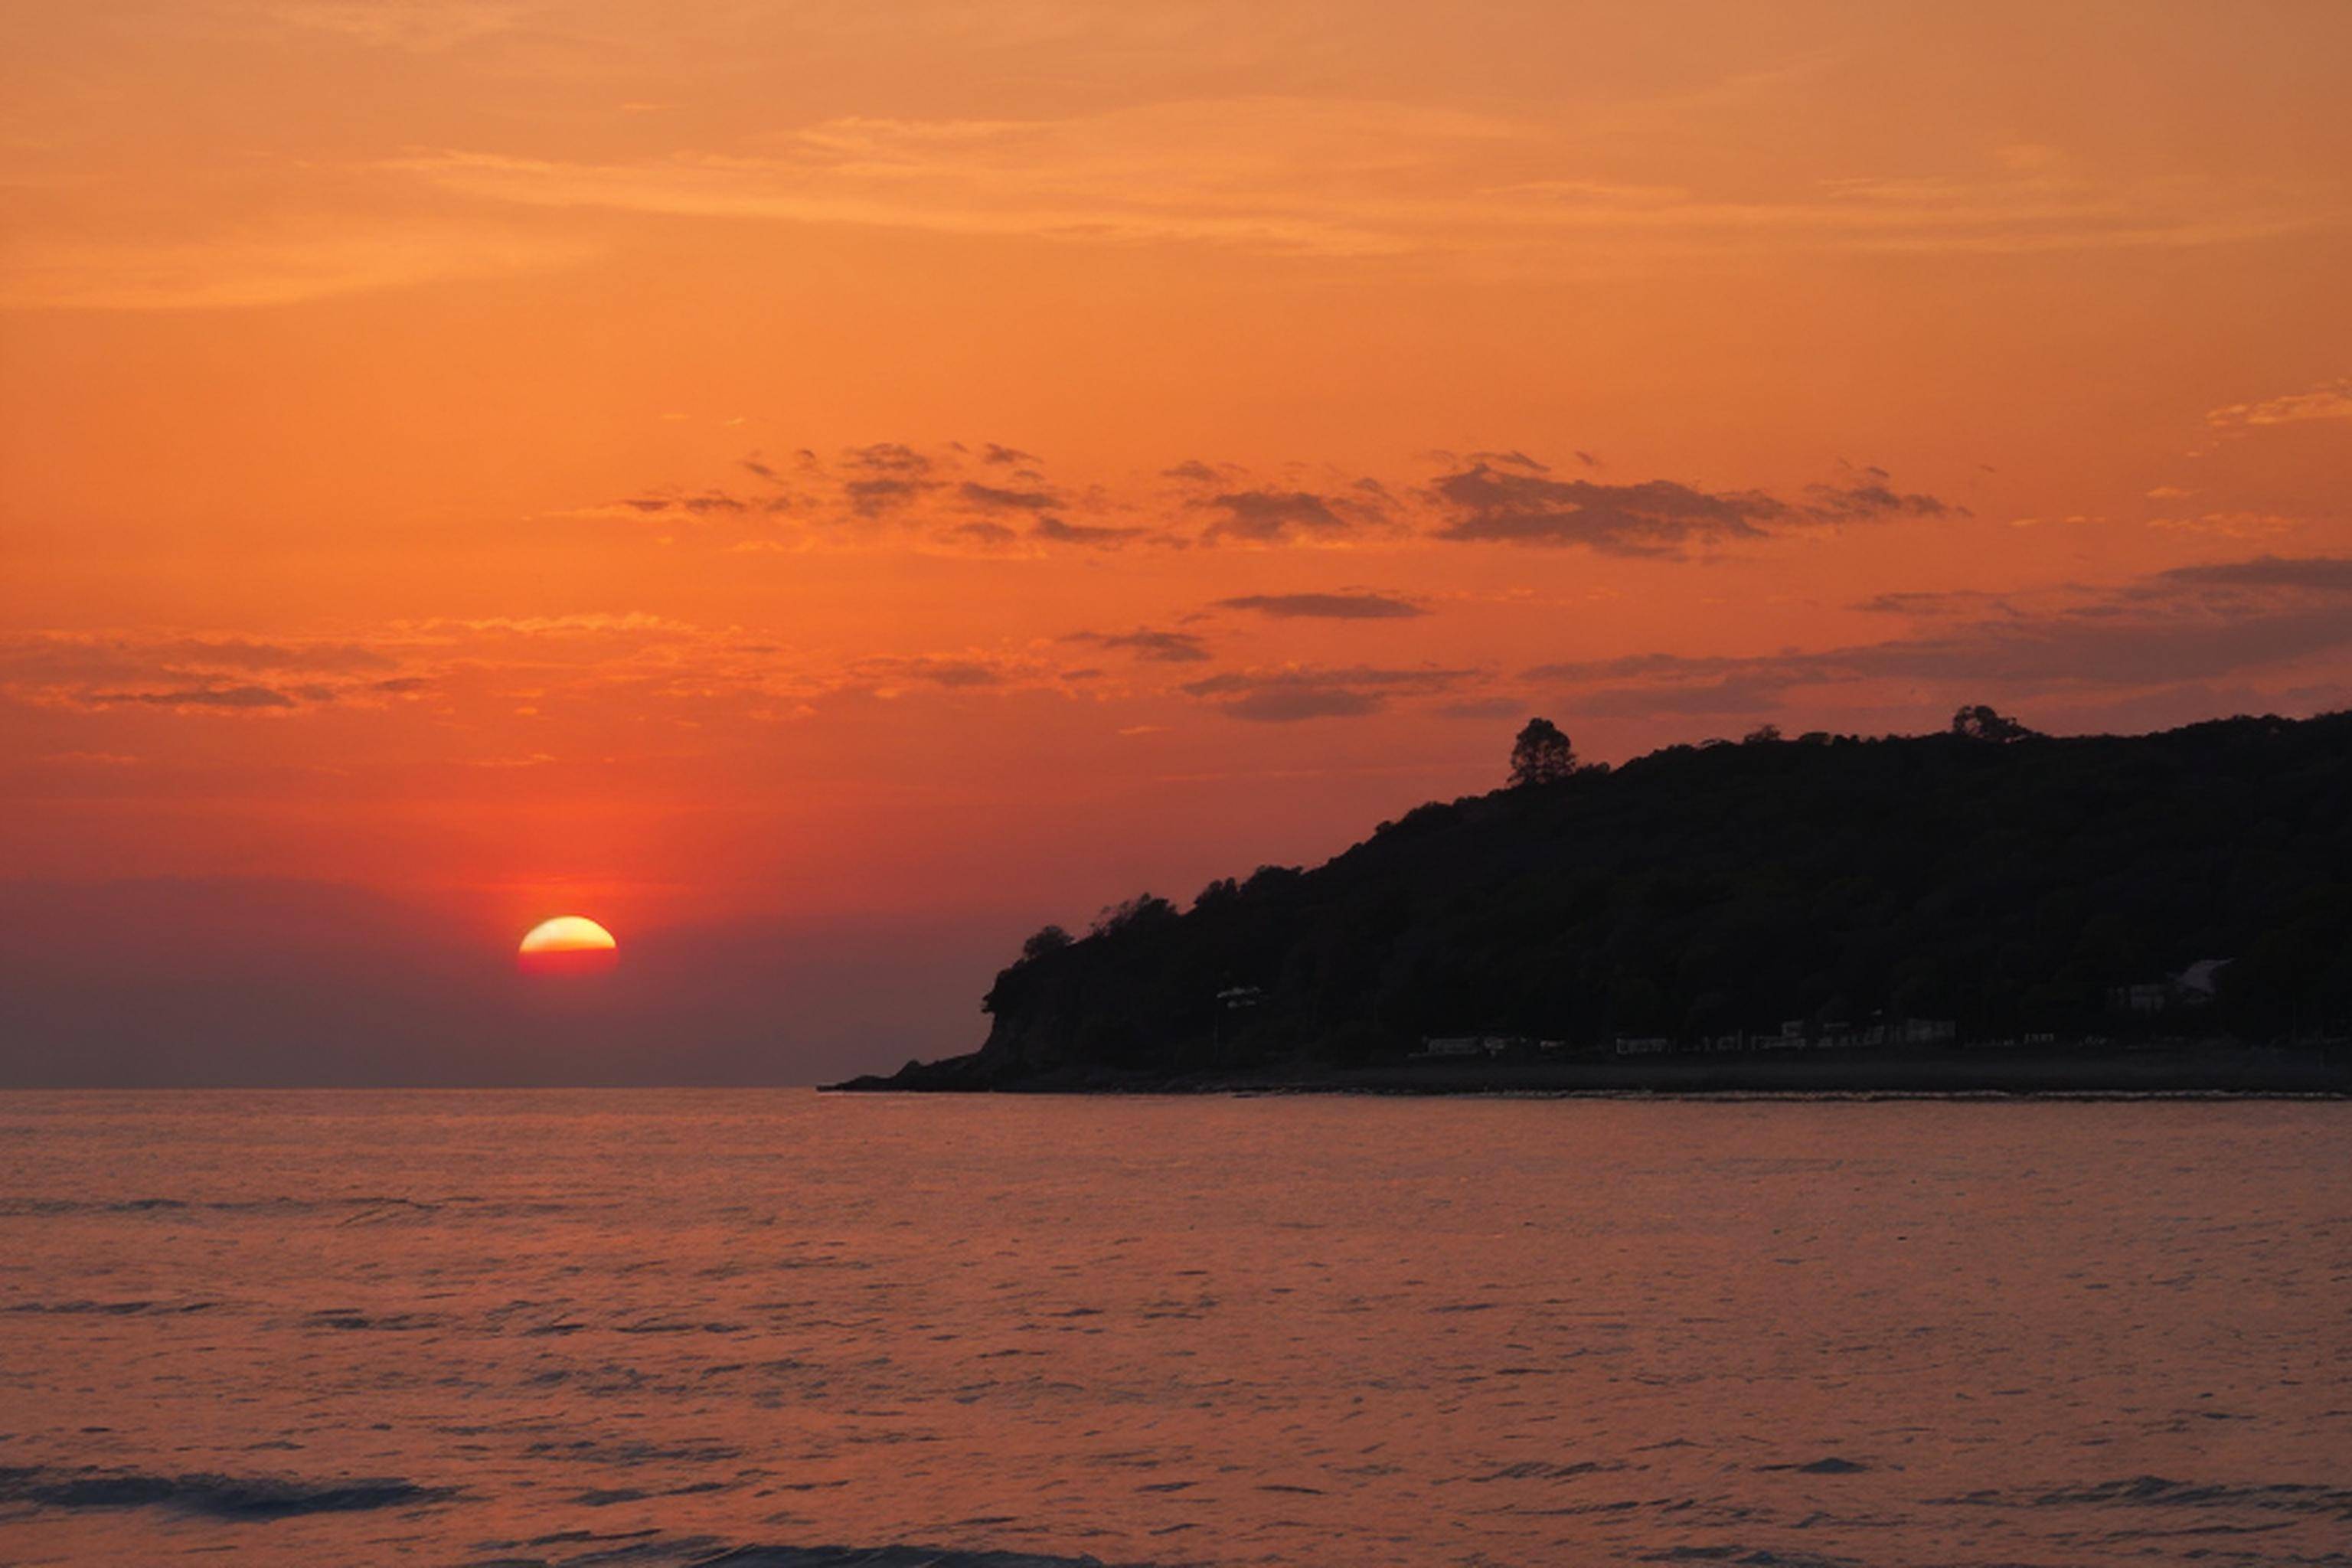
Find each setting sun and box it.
[518,916,619,975]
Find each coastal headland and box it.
[837,712,2352,1096]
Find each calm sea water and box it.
[1,1091,2345,1567]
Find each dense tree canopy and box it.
[1508,717,1578,787]
[1952,704,2037,743]
[895,712,2352,1086]
[1020,925,1073,962]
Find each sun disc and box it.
[518,915,619,974]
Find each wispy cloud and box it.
[246,1,537,51]
[86,684,302,710]
[388,98,2336,268]
[1181,663,1474,722]
[2205,379,2352,430]
[1067,628,1214,663]
[0,226,591,312]
[1200,487,1388,544]
[1215,591,1428,619]
[960,480,1061,511]
[1529,556,2352,714]
[575,443,1179,555]
[590,443,1959,559]
[0,632,400,699]
[1426,463,1955,557]
[1429,466,1783,554]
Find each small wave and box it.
[305,1308,444,1331]
[1472,1460,1631,1482]
[1642,1548,1855,1567]
[1929,1475,2352,1517]
[5,1298,217,1316]
[0,1194,577,1220]
[0,1464,456,1519]
[518,1438,744,1466]
[1756,1458,1869,1475]
[690,1548,1161,1568]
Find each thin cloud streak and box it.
[1530,557,2352,714]
[1181,664,1476,722]
[2205,380,2352,430]
[0,227,593,312]
[1216,592,1428,619]
[385,98,2339,270]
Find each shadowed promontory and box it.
[838,712,2352,1093]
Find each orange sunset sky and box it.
[3,2,2349,1083]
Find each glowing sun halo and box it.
[518,915,619,975]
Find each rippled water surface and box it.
[2,1091,2346,1566]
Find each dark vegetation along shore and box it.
[835,709,2352,1094]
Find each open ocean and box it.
[2,1090,2346,1567]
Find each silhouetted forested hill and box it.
[847,711,2352,1089]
